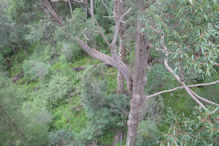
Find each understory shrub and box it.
[57,41,84,61]
[81,64,129,140]
[0,74,49,146]
[136,120,160,146]
[47,74,74,108]
[22,60,50,80]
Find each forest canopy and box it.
[0,0,218,146]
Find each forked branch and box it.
[84,0,111,48]
[164,59,207,110]
[151,34,219,110]
[75,38,132,94]
[111,7,132,47]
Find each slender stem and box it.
[68,0,73,18]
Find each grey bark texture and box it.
[76,0,150,145]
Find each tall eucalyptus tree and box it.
[75,0,219,145]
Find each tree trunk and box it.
[126,0,149,145]
[117,0,126,94]
[43,0,63,25]
[75,0,150,145]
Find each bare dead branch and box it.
[102,0,109,9]
[164,59,207,110]
[90,0,94,17]
[155,48,167,53]
[188,80,219,87]
[84,0,111,48]
[68,0,73,18]
[146,80,219,99]
[158,34,208,110]
[111,7,131,47]
[189,90,219,106]
[214,62,219,66]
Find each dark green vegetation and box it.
[0,0,219,145]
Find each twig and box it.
[68,0,73,18]
[102,0,109,9]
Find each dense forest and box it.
[0,0,219,146]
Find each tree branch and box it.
[75,38,113,65]
[84,0,111,48]
[43,0,63,25]
[111,7,131,47]
[155,34,215,110]
[189,89,219,106]
[101,0,109,9]
[75,37,133,94]
[214,62,219,66]
[68,0,73,18]
[146,80,219,99]
[164,59,207,110]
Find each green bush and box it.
[136,120,160,146]
[47,74,74,108]
[0,74,49,146]
[57,41,84,61]
[81,64,129,140]
[22,60,50,80]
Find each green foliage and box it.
[193,73,219,103]
[48,129,76,146]
[0,74,49,146]
[161,106,219,146]
[142,0,219,78]
[81,64,129,139]
[93,0,113,32]
[47,74,73,107]
[55,8,88,40]
[1,0,219,145]
[141,97,165,123]
[136,120,160,146]
[0,1,28,70]
[48,129,87,146]
[52,99,87,132]
[146,64,177,93]
[22,60,50,80]
[7,0,42,24]
[57,41,84,61]
[26,19,57,43]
